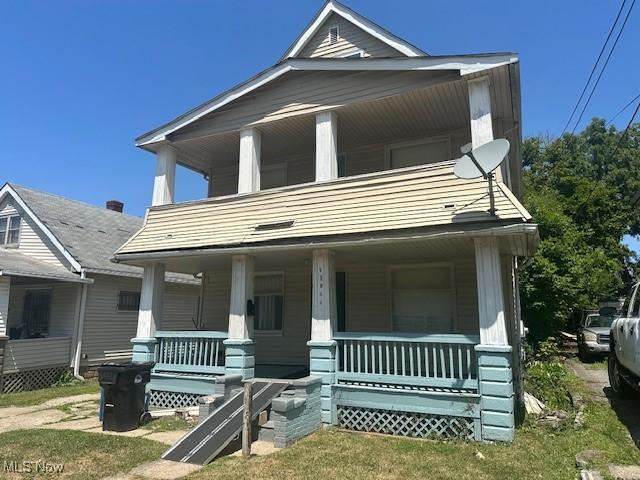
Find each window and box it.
[254,273,284,332]
[0,215,21,246]
[390,264,454,333]
[23,289,51,338]
[387,138,450,169]
[118,291,141,312]
[261,163,288,190]
[329,26,339,44]
[337,153,347,178]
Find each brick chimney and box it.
[106,200,124,213]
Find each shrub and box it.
[53,370,83,387]
[525,360,572,411]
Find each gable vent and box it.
[329,25,339,44]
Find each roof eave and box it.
[135,53,519,148]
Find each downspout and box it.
[72,272,89,380]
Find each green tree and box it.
[521,118,640,342]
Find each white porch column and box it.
[468,76,494,149]
[152,145,177,206]
[311,249,337,340]
[309,248,337,424]
[131,263,165,362]
[224,255,255,379]
[474,237,515,442]
[315,111,338,181]
[238,128,261,194]
[474,237,507,345]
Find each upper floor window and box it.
[0,215,21,246]
[254,272,284,333]
[337,153,347,178]
[329,26,339,44]
[387,138,451,170]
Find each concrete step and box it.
[258,420,274,443]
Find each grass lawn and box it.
[585,358,608,370]
[0,429,165,479]
[0,379,100,407]
[147,415,194,432]
[188,397,639,480]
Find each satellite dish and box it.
[453,139,510,216]
[453,139,510,179]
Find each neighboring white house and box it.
[113,0,538,443]
[0,183,200,393]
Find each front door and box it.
[23,289,52,338]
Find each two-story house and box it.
[114,0,538,443]
[0,183,200,393]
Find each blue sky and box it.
[1,1,639,247]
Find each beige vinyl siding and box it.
[121,163,529,255]
[175,70,454,140]
[0,196,68,268]
[199,257,480,366]
[80,274,199,365]
[298,12,402,58]
[3,337,72,373]
[6,283,79,338]
[209,131,471,198]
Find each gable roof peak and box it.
[281,0,427,60]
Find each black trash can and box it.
[97,362,154,432]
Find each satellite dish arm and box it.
[467,151,488,179]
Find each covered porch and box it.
[115,201,536,441]
[0,250,91,393]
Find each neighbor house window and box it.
[118,291,141,312]
[23,289,51,338]
[387,138,450,169]
[254,273,284,332]
[0,215,21,246]
[390,264,454,333]
[329,26,339,44]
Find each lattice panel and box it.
[337,406,474,440]
[149,389,200,409]
[1,367,67,394]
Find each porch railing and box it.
[334,333,480,391]
[153,330,228,375]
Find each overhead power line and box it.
[561,0,629,135]
[608,99,640,163]
[607,92,640,125]
[571,0,636,133]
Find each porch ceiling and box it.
[169,64,518,177]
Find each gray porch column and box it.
[0,277,9,391]
[474,237,514,442]
[307,248,337,425]
[131,263,165,363]
[224,255,255,379]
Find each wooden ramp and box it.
[162,380,288,465]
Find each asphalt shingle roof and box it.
[0,248,88,282]
[8,184,196,284]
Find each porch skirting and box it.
[1,366,68,394]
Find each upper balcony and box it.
[137,55,523,208]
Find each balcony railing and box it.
[334,333,480,391]
[154,330,228,375]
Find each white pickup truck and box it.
[608,282,640,395]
